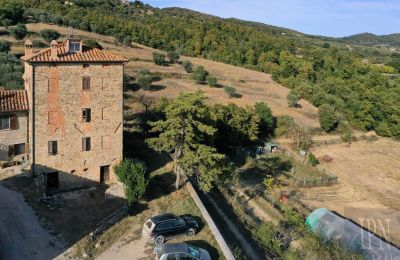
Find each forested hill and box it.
[342,33,400,47]
[1,0,400,138]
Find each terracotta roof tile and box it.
[0,90,29,113]
[22,41,128,63]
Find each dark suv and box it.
[142,214,199,246]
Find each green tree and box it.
[39,29,60,43]
[308,153,319,166]
[0,40,11,52]
[136,70,153,90]
[146,91,225,191]
[206,75,218,87]
[10,23,27,40]
[224,86,239,98]
[319,104,339,132]
[192,66,208,82]
[254,102,274,137]
[114,159,148,206]
[182,60,193,73]
[153,52,166,66]
[168,50,180,63]
[82,38,102,49]
[287,90,300,108]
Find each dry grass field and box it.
[21,23,320,130]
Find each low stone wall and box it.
[186,181,235,260]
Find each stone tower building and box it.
[22,39,127,192]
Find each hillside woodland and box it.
[1,0,400,138]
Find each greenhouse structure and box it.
[306,208,400,259]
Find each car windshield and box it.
[145,220,155,231]
[187,245,200,258]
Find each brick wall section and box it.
[0,112,29,161]
[32,63,123,188]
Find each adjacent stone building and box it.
[21,39,127,192]
[0,90,29,164]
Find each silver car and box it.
[153,243,211,260]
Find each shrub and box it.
[206,75,218,87]
[287,90,300,108]
[152,52,166,66]
[0,40,11,53]
[254,102,275,137]
[136,70,153,90]
[308,153,319,166]
[182,60,193,73]
[168,50,180,63]
[253,222,284,257]
[114,159,148,206]
[275,115,295,137]
[82,38,102,49]
[192,66,208,82]
[123,36,131,47]
[39,29,60,43]
[224,86,239,98]
[263,175,279,191]
[10,23,27,40]
[319,104,339,132]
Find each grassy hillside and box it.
[1,0,400,138]
[342,32,400,48]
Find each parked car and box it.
[154,243,211,260]
[142,213,199,246]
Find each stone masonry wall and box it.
[0,112,29,161]
[32,63,123,189]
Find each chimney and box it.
[24,39,33,56]
[50,40,58,60]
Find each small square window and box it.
[14,143,26,155]
[82,137,91,152]
[69,41,81,53]
[0,115,10,130]
[82,108,91,122]
[82,77,91,91]
[48,141,58,155]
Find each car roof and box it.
[150,213,178,224]
[162,243,189,254]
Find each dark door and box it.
[47,172,59,191]
[100,165,110,184]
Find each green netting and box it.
[305,208,329,232]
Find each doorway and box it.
[46,172,59,192]
[100,165,110,184]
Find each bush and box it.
[308,153,319,166]
[0,52,23,89]
[168,50,180,63]
[136,70,154,90]
[152,52,166,66]
[319,104,339,132]
[253,222,284,257]
[0,40,11,53]
[182,60,193,73]
[287,90,300,108]
[123,36,131,47]
[10,23,27,40]
[192,66,208,82]
[82,38,102,49]
[224,86,239,98]
[39,29,60,43]
[114,159,148,206]
[206,75,218,87]
[275,116,295,137]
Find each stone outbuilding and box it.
[0,90,29,165]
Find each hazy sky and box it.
[143,0,400,37]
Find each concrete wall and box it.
[0,112,29,162]
[31,63,123,188]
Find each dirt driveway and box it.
[0,183,64,260]
[97,234,152,260]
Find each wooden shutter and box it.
[25,143,29,154]
[10,115,18,130]
[83,77,91,90]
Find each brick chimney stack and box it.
[24,39,33,56]
[50,40,58,60]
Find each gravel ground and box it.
[0,183,64,260]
